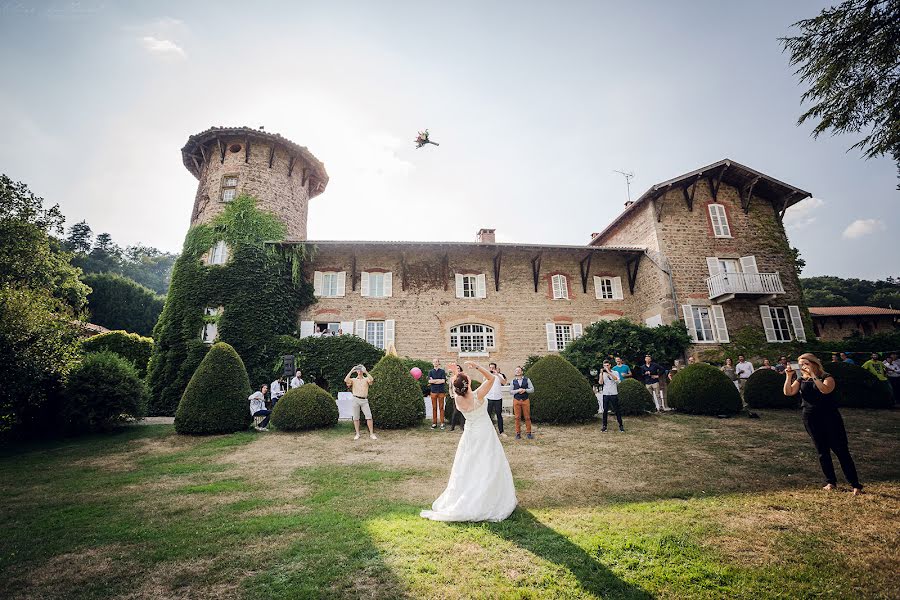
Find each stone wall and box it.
[297,244,668,375]
[190,136,314,240]
[812,315,899,341]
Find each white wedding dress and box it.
[420,397,517,522]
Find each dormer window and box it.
[221,176,238,202]
[708,203,731,238]
[208,241,229,265]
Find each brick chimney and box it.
[476,228,496,244]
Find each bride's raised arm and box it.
[464,361,495,404]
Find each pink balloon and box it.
[410,367,423,380]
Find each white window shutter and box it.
[788,305,806,342]
[455,274,464,298]
[360,271,370,297]
[336,272,346,297]
[384,272,393,297]
[611,276,624,300]
[476,274,487,298]
[299,321,314,338]
[710,305,729,343]
[706,257,720,277]
[546,323,557,351]
[740,256,758,274]
[682,305,698,342]
[313,271,323,296]
[355,319,366,338]
[593,276,602,299]
[385,319,396,348]
[573,323,583,339]
[339,321,354,335]
[759,305,777,342]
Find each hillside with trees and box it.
[801,276,900,308]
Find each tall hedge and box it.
[270,384,338,431]
[82,272,165,337]
[174,342,252,435]
[667,363,742,415]
[81,330,153,378]
[827,362,893,409]
[61,351,148,433]
[744,369,796,409]
[272,334,385,397]
[366,354,423,429]
[528,355,597,424]
[616,378,656,415]
[148,196,315,416]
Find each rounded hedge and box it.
[175,342,252,435]
[744,369,796,409]
[367,354,423,429]
[61,351,148,433]
[667,363,742,415]
[528,355,597,424]
[616,378,656,415]
[271,384,338,431]
[827,362,893,409]
[81,330,153,378]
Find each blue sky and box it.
[1,0,895,279]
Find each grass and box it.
[1,410,898,599]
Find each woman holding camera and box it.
[784,353,862,495]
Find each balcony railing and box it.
[707,272,784,300]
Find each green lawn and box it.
[1,410,898,599]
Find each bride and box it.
[421,361,517,522]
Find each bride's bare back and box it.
[454,364,495,413]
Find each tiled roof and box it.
[808,306,900,317]
[277,240,647,253]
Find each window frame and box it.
[208,240,229,265]
[365,320,386,349]
[554,323,573,349]
[708,203,732,238]
[461,274,478,299]
[551,274,569,300]
[369,272,386,298]
[690,306,717,343]
[596,276,614,300]
[321,272,339,297]
[770,307,792,342]
[220,175,238,203]
[449,323,496,356]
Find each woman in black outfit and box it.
[784,353,863,495]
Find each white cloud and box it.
[842,218,885,239]
[140,36,186,58]
[783,196,824,230]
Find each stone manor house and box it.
[182,126,813,374]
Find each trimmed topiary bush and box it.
[401,358,436,398]
[81,330,153,378]
[271,384,338,431]
[272,334,385,398]
[367,354,423,429]
[827,362,893,409]
[744,369,797,409]
[528,355,597,424]
[175,342,252,435]
[616,378,656,415]
[668,363,742,415]
[61,351,148,433]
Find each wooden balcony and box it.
[707,272,784,302]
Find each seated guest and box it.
[290,369,304,389]
[249,384,271,431]
[270,377,285,408]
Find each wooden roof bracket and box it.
[708,162,729,201]
[245,137,250,163]
[442,254,449,291]
[740,176,760,213]
[682,175,700,211]
[626,254,642,295]
[654,190,666,222]
[493,252,502,292]
[350,255,357,291]
[268,144,276,168]
[531,254,542,293]
[218,138,225,164]
[579,252,593,293]
[400,254,408,291]
[287,156,296,177]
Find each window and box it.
[462,275,477,298]
[450,324,496,354]
[551,274,569,300]
[597,278,613,299]
[690,306,716,342]
[362,271,392,298]
[708,203,731,237]
[221,176,238,202]
[322,273,339,297]
[682,304,729,343]
[201,307,219,344]
[315,322,340,335]
[760,304,805,343]
[314,271,346,298]
[366,321,385,349]
[555,324,573,349]
[593,276,623,300]
[770,307,792,342]
[455,273,486,299]
[208,241,229,265]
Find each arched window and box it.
[450,324,496,354]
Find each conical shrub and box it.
[616,378,656,415]
[271,383,338,431]
[175,342,252,434]
[367,354,423,429]
[528,355,597,424]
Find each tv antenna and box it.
[613,170,635,203]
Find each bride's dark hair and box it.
[453,373,469,397]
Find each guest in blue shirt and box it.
[612,357,631,381]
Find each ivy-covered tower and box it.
[181,126,329,240]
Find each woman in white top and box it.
[421,361,517,522]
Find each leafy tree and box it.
[791,246,806,276]
[65,220,93,254]
[271,334,384,397]
[801,275,900,307]
[781,0,900,184]
[82,272,165,337]
[61,351,148,433]
[867,288,900,309]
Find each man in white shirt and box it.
[486,362,508,438]
[884,352,900,402]
[270,377,285,408]
[290,370,304,389]
[599,360,624,432]
[735,355,755,396]
[249,384,271,431]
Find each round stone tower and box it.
[181,126,328,240]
